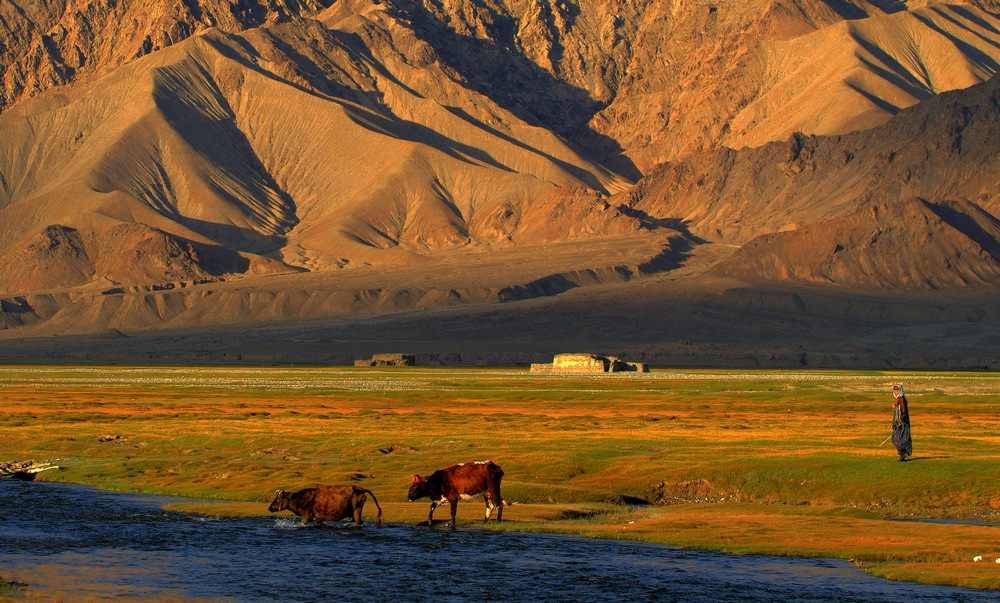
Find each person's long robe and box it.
[892,399,912,459]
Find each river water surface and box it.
[0,480,994,602]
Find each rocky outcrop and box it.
[1,460,60,480]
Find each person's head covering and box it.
[892,384,904,398]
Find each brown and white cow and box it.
[407,460,504,528]
[269,485,384,527]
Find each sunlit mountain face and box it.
[2,0,999,368]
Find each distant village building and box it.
[529,353,648,374]
[354,353,416,367]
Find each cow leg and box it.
[354,493,367,527]
[484,495,495,521]
[490,487,504,522]
[449,497,458,530]
[427,500,438,526]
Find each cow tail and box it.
[358,488,384,527]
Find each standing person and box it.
[891,384,912,462]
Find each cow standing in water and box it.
[269,485,384,527]
[407,460,504,529]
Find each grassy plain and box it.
[2,365,999,590]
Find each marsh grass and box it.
[2,366,999,589]
[0,578,27,592]
[0,577,28,603]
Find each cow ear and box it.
[410,474,420,484]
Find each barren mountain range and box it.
[1,0,999,367]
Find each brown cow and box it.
[407,460,504,529]
[269,485,384,527]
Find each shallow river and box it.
[0,480,994,602]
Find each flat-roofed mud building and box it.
[529,353,648,374]
[354,353,416,367]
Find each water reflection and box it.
[0,480,994,602]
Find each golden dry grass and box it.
[2,365,999,590]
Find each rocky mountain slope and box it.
[2,0,1000,365]
[623,73,1000,288]
[0,0,337,114]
